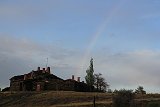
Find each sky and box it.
[0,0,160,93]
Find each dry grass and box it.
[0,91,112,107]
[0,91,160,107]
[52,101,112,107]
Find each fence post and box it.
[93,96,96,107]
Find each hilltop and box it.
[1,91,160,107]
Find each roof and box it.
[10,72,63,81]
[45,74,63,80]
[10,75,24,81]
[65,79,76,82]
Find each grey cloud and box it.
[93,50,160,92]
[0,35,160,92]
[0,35,82,88]
[0,35,76,61]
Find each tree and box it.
[94,73,109,92]
[113,89,135,107]
[85,58,95,91]
[135,86,146,94]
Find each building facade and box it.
[10,67,91,92]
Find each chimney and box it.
[43,68,46,73]
[72,75,74,80]
[24,74,27,80]
[31,71,34,79]
[46,67,50,74]
[77,77,80,82]
[37,67,40,71]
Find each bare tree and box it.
[94,73,109,92]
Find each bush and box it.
[2,87,10,92]
[135,86,146,94]
[112,89,135,107]
[147,101,160,107]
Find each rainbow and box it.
[77,1,126,75]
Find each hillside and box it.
[0,91,160,107]
[0,91,112,107]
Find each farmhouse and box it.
[10,67,91,92]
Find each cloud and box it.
[93,49,160,92]
[0,35,160,92]
[0,35,83,88]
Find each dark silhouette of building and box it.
[10,67,91,92]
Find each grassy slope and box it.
[0,91,112,107]
[0,91,160,107]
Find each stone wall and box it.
[10,81,23,91]
[45,79,64,91]
[9,67,93,92]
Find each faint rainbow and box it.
[77,1,126,75]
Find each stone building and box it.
[10,67,91,92]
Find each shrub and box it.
[2,87,10,92]
[112,89,135,107]
[135,86,146,94]
[147,101,160,107]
